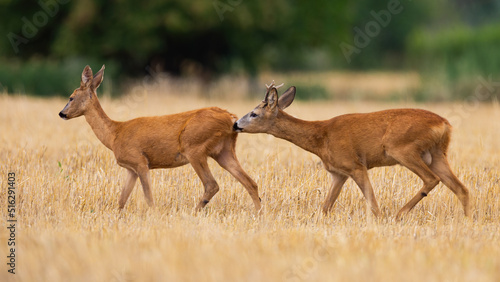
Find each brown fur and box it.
[59,65,261,211]
[234,85,470,219]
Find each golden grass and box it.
[1,87,499,282]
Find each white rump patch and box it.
[421,150,432,166]
[230,113,238,123]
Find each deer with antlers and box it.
[59,65,261,212]
[233,82,470,219]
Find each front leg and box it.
[349,166,382,217]
[119,168,138,209]
[137,164,154,207]
[117,154,154,208]
[322,171,348,214]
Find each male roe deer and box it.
[59,65,261,212]
[233,82,470,219]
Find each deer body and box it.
[111,108,235,169]
[234,84,470,218]
[59,65,261,211]
[272,109,447,170]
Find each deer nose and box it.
[233,122,243,132]
[59,112,68,119]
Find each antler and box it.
[265,80,284,90]
[263,80,285,102]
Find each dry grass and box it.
[1,83,499,282]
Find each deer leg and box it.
[188,156,220,211]
[137,164,154,208]
[429,152,470,217]
[389,149,440,219]
[322,172,348,214]
[349,167,382,217]
[214,150,262,212]
[118,169,138,209]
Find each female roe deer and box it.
[233,82,470,219]
[59,65,261,212]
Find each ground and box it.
[0,83,499,281]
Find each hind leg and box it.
[214,150,262,212]
[429,151,470,216]
[388,147,441,219]
[188,155,220,211]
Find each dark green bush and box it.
[0,58,118,96]
[407,23,500,100]
[293,84,329,101]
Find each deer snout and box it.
[233,122,243,132]
[59,111,68,120]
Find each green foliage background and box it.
[0,0,499,99]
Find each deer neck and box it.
[268,110,325,156]
[84,98,117,150]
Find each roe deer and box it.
[233,82,470,219]
[59,65,261,212]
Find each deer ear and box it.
[92,65,105,90]
[265,88,279,109]
[278,86,296,110]
[81,65,93,88]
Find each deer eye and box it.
[250,112,258,118]
[69,97,74,102]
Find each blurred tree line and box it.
[0,0,499,98]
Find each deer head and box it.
[233,81,296,133]
[59,65,105,120]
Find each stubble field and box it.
[1,84,499,281]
